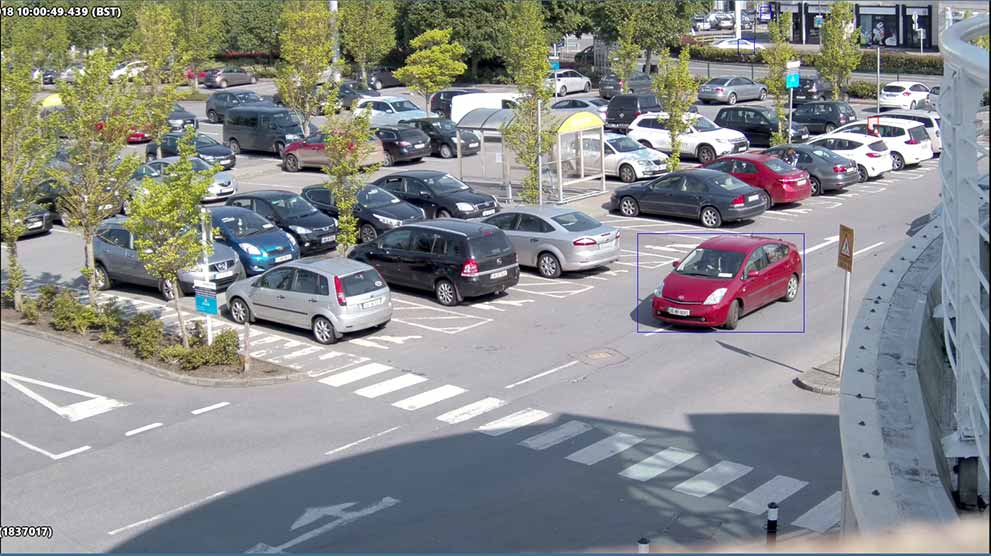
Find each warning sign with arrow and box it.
[837,225,854,272]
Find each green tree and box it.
[221,0,281,57]
[2,5,69,71]
[340,0,397,83]
[125,2,182,159]
[1,62,56,310]
[597,1,707,74]
[612,17,641,94]
[399,0,507,79]
[394,29,466,110]
[50,50,142,304]
[652,49,696,172]
[65,1,137,51]
[818,1,861,99]
[175,0,224,89]
[124,129,213,348]
[542,0,594,43]
[275,0,335,138]
[764,12,796,145]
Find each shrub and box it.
[160,344,210,371]
[209,329,241,367]
[847,80,878,99]
[98,330,118,344]
[686,45,943,76]
[50,290,97,334]
[126,312,164,360]
[37,284,61,311]
[94,299,126,333]
[20,297,40,324]
[159,328,240,370]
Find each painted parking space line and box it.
[505,360,579,389]
[190,402,230,415]
[518,420,594,451]
[305,353,372,378]
[107,491,227,536]
[853,241,885,257]
[391,384,467,411]
[511,275,594,298]
[436,397,507,424]
[565,432,644,466]
[354,374,428,399]
[477,409,552,436]
[728,475,808,514]
[791,491,842,533]
[124,422,163,437]
[672,460,754,498]
[618,447,698,482]
[0,430,91,461]
[616,249,677,270]
[390,298,492,334]
[325,426,401,456]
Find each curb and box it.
[1,320,313,388]
[793,375,840,395]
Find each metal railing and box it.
[939,14,990,484]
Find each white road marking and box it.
[565,432,644,465]
[0,430,91,460]
[791,491,842,533]
[373,335,423,345]
[589,276,608,281]
[354,374,427,398]
[728,475,809,514]
[518,420,593,450]
[477,409,552,436]
[348,338,390,350]
[318,363,392,387]
[280,340,304,349]
[190,402,230,415]
[107,491,226,535]
[250,335,284,346]
[618,447,698,482]
[0,371,130,422]
[391,298,492,334]
[125,423,163,437]
[504,360,579,389]
[853,241,885,256]
[804,235,839,255]
[271,346,324,361]
[324,426,401,456]
[246,497,400,553]
[672,460,753,497]
[436,397,507,424]
[392,385,466,411]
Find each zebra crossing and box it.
[311,359,842,535]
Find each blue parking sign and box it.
[195,294,218,315]
[786,72,800,89]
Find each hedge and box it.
[686,45,944,76]
[846,80,878,100]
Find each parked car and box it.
[610,169,766,228]
[399,117,480,159]
[282,133,387,172]
[574,45,594,66]
[628,112,749,163]
[373,125,433,166]
[430,88,485,119]
[32,68,56,84]
[598,72,653,99]
[93,216,244,300]
[711,38,766,51]
[302,184,425,244]
[206,90,269,123]
[203,66,257,89]
[831,117,933,170]
[348,219,520,306]
[226,257,392,345]
[59,63,84,83]
[449,92,521,124]
[713,105,809,147]
[209,206,299,275]
[338,79,380,109]
[368,67,401,90]
[145,132,236,168]
[7,203,53,238]
[698,76,767,105]
[480,207,619,278]
[926,86,940,110]
[551,97,609,121]
[166,103,198,131]
[762,144,860,196]
[545,69,592,96]
[226,191,338,255]
[652,235,802,329]
[355,96,431,127]
[879,81,931,111]
[882,109,942,154]
[374,170,500,219]
[789,100,858,134]
[793,73,834,103]
[126,156,239,209]
[579,133,668,183]
[701,153,812,207]
[606,93,662,132]
[223,105,315,156]
[34,149,124,223]
[692,14,711,31]
[807,132,893,182]
[109,60,147,83]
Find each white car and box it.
[881,110,942,154]
[711,38,766,51]
[579,133,669,183]
[110,60,147,83]
[353,96,431,127]
[627,112,749,164]
[545,70,592,97]
[832,118,933,170]
[926,86,940,111]
[808,132,892,182]
[550,97,608,121]
[879,81,931,110]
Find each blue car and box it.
[209,206,299,275]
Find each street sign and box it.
[549,56,560,71]
[194,279,218,316]
[814,15,823,28]
[837,225,854,272]
[786,72,800,89]
[786,60,801,70]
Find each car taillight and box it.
[618,80,624,89]
[460,258,478,277]
[731,195,745,207]
[334,275,346,306]
[397,140,411,147]
[573,237,597,246]
[633,111,641,118]
[902,91,911,96]
[715,87,725,93]
[866,152,883,158]
[905,138,920,145]
[832,165,847,173]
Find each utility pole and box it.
[735,1,742,40]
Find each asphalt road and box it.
[1,79,945,552]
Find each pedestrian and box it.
[783,148,799,167]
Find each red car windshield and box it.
[677,248,745,279]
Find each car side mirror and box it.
[747,269,760,279]
[671,261,680,269]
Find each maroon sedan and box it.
[652,235,802,329]
[703,153,811,207]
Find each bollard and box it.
[637,537,650,553]
[766,502,778,546]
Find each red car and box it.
[95,120,151,144]
[652,235,802,329]
[703,153,811,207]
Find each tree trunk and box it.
[83,235,98,305]
[644,48,653,74]
[172,277,189,348]
[5,239,23,311]
[471,56,480,81]
[360,63,367,85]
[241,319,251,373]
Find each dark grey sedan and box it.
[203,66,257,89]
[609,169,766,228]
[206,91,268,123]
[763,144,860,196]
[599,72,653,99]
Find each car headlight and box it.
[289,225,311,235]
[654,284,664,298]
[455,202,474,213]
[373,214,402,227]
[703,288,727,305]
[239,242,262,256]
[168,119,183,127]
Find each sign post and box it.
[837,225,854,378]
[875,47,881,114]
[786,61,801,139]
[199,209,215,345]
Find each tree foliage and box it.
[174,0,224,87]
[340,0,397,83]
[275,0,335,136]
[394,29,466,109]
[65,0,138,52]
[595,1,707,71]
[818,1,861,99]
[652,49,696,172]
[764,12,796,145]
[399,0,507,78]
[124,129,212,348]
[125,1,183,156]
[1,3,71,71]
[220,0,281,56]
[613,17,641,94]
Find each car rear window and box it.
[552,211,601,232]
[469,231,513,258]
[706,78,731,86]
[341,269,385,297]
[883,85,905,93]
[763,158,794,174]
[868,140,887,151]
[399,127,426,139]
[839,104,857,118]
[909,126,929,143]
[706,173,752,192]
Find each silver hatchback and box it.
[225,256,392,344]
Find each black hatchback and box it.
[374,125,432,166]
[348,220,520,306]
[373,170,500,219]
[714,106,810,147]
[145,132,236,168]
[225,190,338,255]
[400,117,481,159]
[789,101,858,134]
[301,184,426,244]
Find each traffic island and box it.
[794,356,840,395]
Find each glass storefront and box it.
[858,10,899,47]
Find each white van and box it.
[450,92,523,124]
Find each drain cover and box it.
[576,347,628,367]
